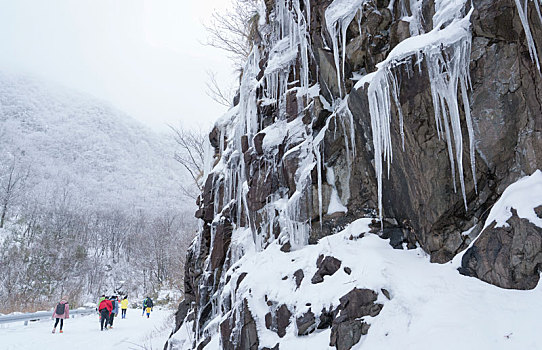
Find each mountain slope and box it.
[0,72,184,213]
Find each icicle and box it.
[364,6,476,222]
[514,0,542,72]
[315,142,323,227]
[325,0,365,97]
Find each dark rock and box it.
[380,227,405,249]
[381,288,391,300]
[210,218,233,269]
[265,312,272,330]
[329,288,384,349]
[196,337,211,350]
[220,300,259,350]
[254,132,266,155]
[173,300,190,333]
[344,267,352,275]
[236,272,248,292]
[311,256,342,284]
[280,242,291,252]
[330,320,363,350]
[361,322,370,335]
[240,300,259,350]
[337,288,382,320]
[220,312,235,350]
[296,310,316,335]
[209,125,220,150]
[459,209,542,289]
[276,304,292,338]
[262,344,279,350]
[286,90,298,120]
[294,269,304,288]
[241,135,249,153]
[317,308,334,329]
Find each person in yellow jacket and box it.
[120,296,129,319]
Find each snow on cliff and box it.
[170,172,542,349]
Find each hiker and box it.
[120,296,128,319]
[109,296,119,328]
[145,297,153,318]
[142,297,148,316]
[52,296,69,334]
[98,296,113,331]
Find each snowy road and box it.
[1,308,173,350]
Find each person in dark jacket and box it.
[52,296,69,334]
[98,297,113,331]
[109,296,119,328]
[144,297,153,318]
[142,297,149,316]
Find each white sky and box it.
[0,0,236,131]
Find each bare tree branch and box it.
[169,125,207,200]
[205,70,234,107]
[203,0,260,70]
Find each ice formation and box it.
[514,0,542,72]
[325,0,365,96]
[179,0,542,347]
[203,0,361,260]
[346,0,477,221]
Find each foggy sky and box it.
[0,0,235,132]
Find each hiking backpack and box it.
[55,302,65,315]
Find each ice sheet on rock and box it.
[326,167,348,214]
[266,37,299,75]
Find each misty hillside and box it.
[0,72,195,312]
[0,72,184,213]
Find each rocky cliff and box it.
[167,0,542,349]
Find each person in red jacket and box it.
[98,296,113,331]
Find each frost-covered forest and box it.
[0,73,196,313]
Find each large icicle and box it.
[353,3,476,223]
[325,0,366,96]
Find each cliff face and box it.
[168,0,541,349]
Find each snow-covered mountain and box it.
[0,72,184,213]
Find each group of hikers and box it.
[97,295,129,331]
[51,295,154,333]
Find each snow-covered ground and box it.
[170,171,542,350]
[1,308,173,350]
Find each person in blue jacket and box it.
[108,295,119,328]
